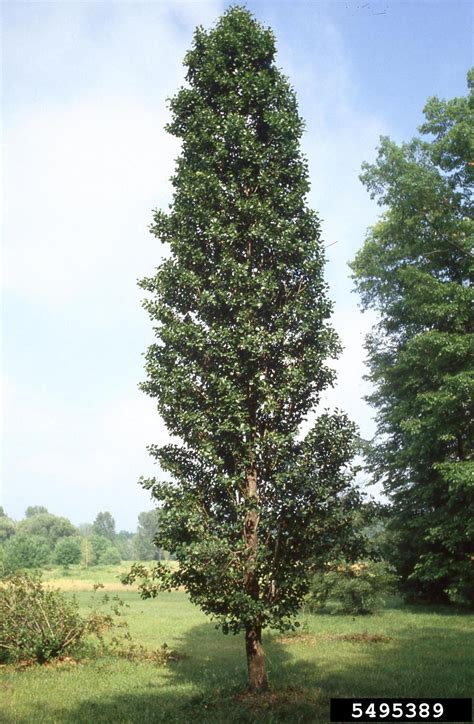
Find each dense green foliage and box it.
[54,537,82,568]
[132,7,362,686]
[0,573,87,663]
[92,511,116,542]
[0,513,16,543]
[0,507,163,573]
[18,512,77,549]
[351,71,474,604]
[3,534,51,571]
[100,546,122,565]
[308,561,397,615]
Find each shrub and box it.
[308,561,397,615]
[3,534,50,572]
[54,537,82,568]
[0,574,173,666]
[0,516,16,543]
[89,534,109,564]
[100,546,121,565]
[0,573,88,663]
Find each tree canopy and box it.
[25,506,49,518]
[92,512,116,542]
[18,513,77,549]
[351,70,473,604]
[128,6,363,691]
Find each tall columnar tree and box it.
[131,7,362,691]
[351,71,473,604]
[92,512,116,542]
[133,511,162,561]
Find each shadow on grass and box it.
[36,611,471,724]
[385,596,473,617]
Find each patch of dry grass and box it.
[277,632,392,645]
[44,578,139,592]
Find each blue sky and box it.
[2,0,472,530]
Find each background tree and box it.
[3,534,50,571]
[99,546,121,565]
[80,537,93,568]
[18,513,77,550]
[25,506,48,518]
[92,512,116,542]
[128,7,362,692]
[54,537,82,568]
[133,510,162,561]
[0,515,16,544]
[351,71,473,604]
[116,530,135,561]
[89,534,110,565]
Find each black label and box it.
[330,698,472,722]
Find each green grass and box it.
[1,571,472,723]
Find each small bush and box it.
[100,546,121,565]
[0,573,176,667]
[0,573,88,663]
[308,561,397,615]
[54,537,82,568]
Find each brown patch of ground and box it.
[338,633,392,643]
[235,685,325,715]
[278,632,392,645]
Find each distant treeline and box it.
[0,506,167,571]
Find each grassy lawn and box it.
[0,568,472,723]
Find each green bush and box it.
[89,534,109,564]
[3,534,50,571]
[100,546,121,565]
[308,561,397,615]
[54,537,82,568]
[0,573,88,663]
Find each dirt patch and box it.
[278,632,392,645]
[338,633,392,644]
[235,685,325,713]
[43,656,80,668]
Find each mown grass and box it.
[1,569,472,723]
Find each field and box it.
[1,565,472,723]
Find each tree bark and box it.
[242,461,267,692]
[245,623,268,692]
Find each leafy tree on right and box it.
[351,71,473,604]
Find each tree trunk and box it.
[243,463,267,692]
[245,623,268,692]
